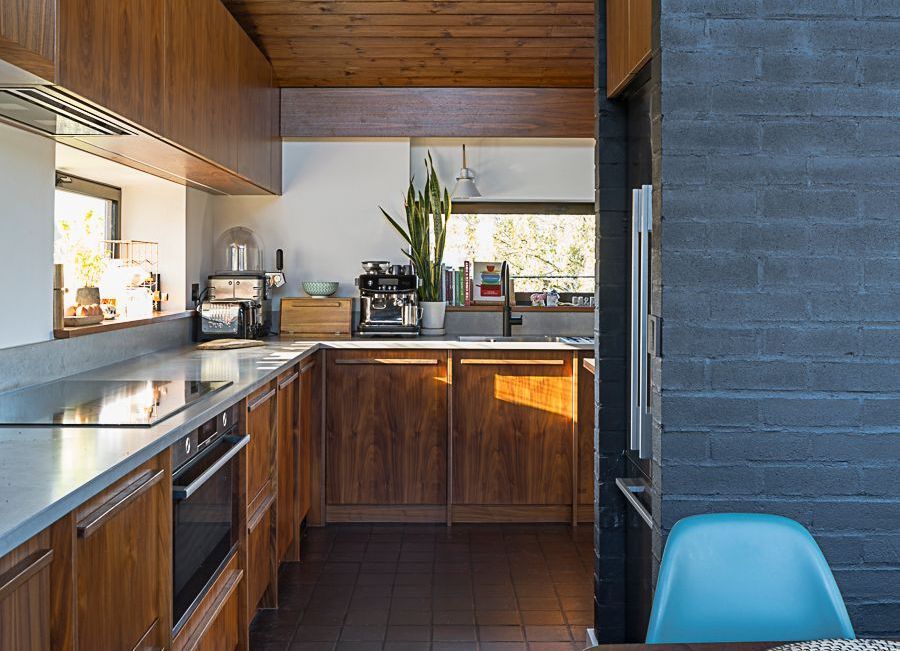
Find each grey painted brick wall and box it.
[654,0,900,636]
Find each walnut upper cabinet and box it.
[452,352,574,509]
[56,0,165,135]
[607,0,652,97]
[0,0,281,195]
[326,350,448,509]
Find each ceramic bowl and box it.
[302,281,339,297]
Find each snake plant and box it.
[379,152,452,302]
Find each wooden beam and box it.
[280,87,594,137]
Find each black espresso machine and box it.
[356,261,420,336]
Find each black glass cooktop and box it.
[0,379,232,427]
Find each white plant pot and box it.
[420,301,446,336]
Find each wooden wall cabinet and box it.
[325,350,448,519]
[606,0,652,97]
[56,0,165,135]
[452,351,574,520]
[0,0,56,81]
[276,367,299,562]
[0,0,281,195]
[73,453,171,651]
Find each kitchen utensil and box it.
[197,338,266,350]
[302,281,339,297]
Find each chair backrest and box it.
[646,513,855,644]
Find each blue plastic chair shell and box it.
[646,513,855,644]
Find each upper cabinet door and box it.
[606,0,652,98]
[164,0,240,172]
[0,0,56,81]
[237,29,274,192]
[56,0,165,134]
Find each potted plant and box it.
[380,153,452,334]
[56,209,107,306]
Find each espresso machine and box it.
[197,227,285,340]
[356,261,420,337]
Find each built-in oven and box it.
[171,404,248,634]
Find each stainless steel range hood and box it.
[0,87,135,136]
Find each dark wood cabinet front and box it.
[276,368,298,562]
[57,0,165,135]
[0,529,54,651]
[607,0,652,97]
[298,356,320,526]
[246,382,277,508]
[452,352,574,508]
[326,350,448,507]
[74,454,170,651]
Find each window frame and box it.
[54,171,122,240]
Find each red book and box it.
[464,261,472,306]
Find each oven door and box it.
[172,433,249,633]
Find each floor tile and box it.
[479,625,525,642]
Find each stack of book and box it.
[440,261,505,306]
[440,261,472,306]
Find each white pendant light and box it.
[451,144,481,200]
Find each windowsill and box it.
[53,309,194,339]
[445,305,593,313]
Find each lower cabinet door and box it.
[0,530,54,651]
[172,553,242,651]
[74,457,169,651]
[247,489,276,615]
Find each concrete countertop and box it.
[0,335,592,557]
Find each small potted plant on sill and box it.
[379,153,452,335]
[56,209,107,309]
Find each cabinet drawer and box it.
[247,489,276,615]
[173,553,242,651]
[75,456,169,651]
[0,531,53,651]
[246,382,276,506]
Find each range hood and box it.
[0,87,134,136]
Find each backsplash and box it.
[0,318,193,393]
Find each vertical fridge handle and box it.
[629,189,642,452]
[638,185,653,458]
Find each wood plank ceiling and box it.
[222,0,595,88]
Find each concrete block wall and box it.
[593,0,632,642]
[655,1,900,636]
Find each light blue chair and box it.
[646,513,855,644]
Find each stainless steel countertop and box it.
[0,335,593,556]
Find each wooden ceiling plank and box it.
[226,1,594,15]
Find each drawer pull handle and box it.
[248,387,276,412]
[248,490,277,531]
[616,477,653,529]
[335,358,439,366]
[0,548,53,602]
[278,372,300,389]
[460,359,565,366]
[77,469,165,538]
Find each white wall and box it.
[186,187,215,306]
[410,138,595,201]
[0,123,55,349]
[209,138,595,308]
[210,139,411,305]
[56,144,202,311]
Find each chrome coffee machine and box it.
[197,227,285,340]
[356,261,420,337]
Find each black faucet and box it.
[500,261,523,336]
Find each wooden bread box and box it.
[280,298,353,339]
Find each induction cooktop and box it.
[0,379,232,427]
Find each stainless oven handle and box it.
[173,434,249,500]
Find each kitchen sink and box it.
[457,335,593,344]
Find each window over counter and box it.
[443,202,595,294]
[54,172,121,289]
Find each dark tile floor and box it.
[250,523,595,651]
